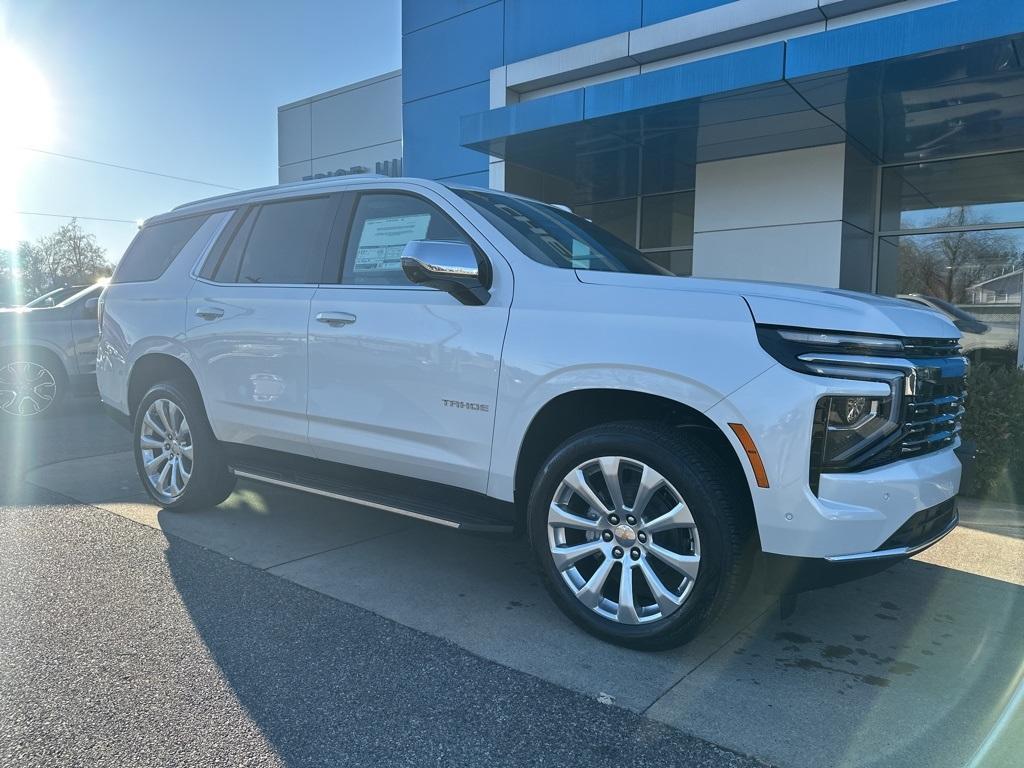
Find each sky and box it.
[2,0,401,263]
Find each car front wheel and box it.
[528,421,751,650]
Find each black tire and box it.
[528,421,752,650]
[0,352,68,419]
[132,380,236,511]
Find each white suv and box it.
[98,176,965,649]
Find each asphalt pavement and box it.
[2,394,1021,767]
[0,396,764,768]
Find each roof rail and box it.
[171,174,389,212]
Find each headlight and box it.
[757,325,909,490]
[756,326,907,373]
[812,393,900,467]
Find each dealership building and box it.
[280,0,1024,366]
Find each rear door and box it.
[186,194,340,456]
[306,186,512,492]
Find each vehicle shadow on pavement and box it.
[18,413,1024,768]
[156,522,765,768]
[159,486,1023,768]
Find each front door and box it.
[307,188,512,493]
[186,194,339,455]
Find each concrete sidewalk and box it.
[27,451,1024,768]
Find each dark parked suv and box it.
[0,283,104,417]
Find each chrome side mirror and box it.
[401,240,489,306]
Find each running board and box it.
[226,450,515,534]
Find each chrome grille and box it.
[901,390,966,457]
[901,337,962,358]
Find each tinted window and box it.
[205,208,255,282]
[454,189,668,275]
[342,193,470,286]
[234,197,334,284]
[112,215,208,283]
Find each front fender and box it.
[487,363,768,501]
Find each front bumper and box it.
[762,498,957,593]
[707,363,962,559]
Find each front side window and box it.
[342,193,471,286]
[454,188,668,275]
[112,214,209,283]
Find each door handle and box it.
[194,306,224,321]
[316,311,357,327]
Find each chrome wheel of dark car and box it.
[0,361,58,416]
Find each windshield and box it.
[25,285,83,308]
[921,295,983,323]
[453,188,669,275]
[54,284,100,307]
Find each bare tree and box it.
[0,219,112,303]
[898,207,1017,302]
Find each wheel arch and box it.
[127,352,205,423]
[0,341,71,381]
[512,388,755,532]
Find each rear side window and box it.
[112,215,209,283]
[204,208,256,282]
[342,193,471,286]
[234,197,334,284]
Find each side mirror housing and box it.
[401,240,489,306]
[84,297,99,319]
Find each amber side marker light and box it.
[728,423,770,488]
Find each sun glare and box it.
[0,41,57,252]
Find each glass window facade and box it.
[877,152,1024,369]
[640,191,695,250]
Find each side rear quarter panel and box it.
[98,213,232,414]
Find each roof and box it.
[968,268,1024,290]
[167,174,392,217]
[151,175,498,227]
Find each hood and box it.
[0,306,65,324]
[575,272,959,339]
[0,307,35,318]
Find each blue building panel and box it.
[584,42,785,119]
[402,0,500,34]
[786,0,1024,77]
[460,89,585,147]
[402,1,504,103]
[404,82,492,180]
[437,169,491,187]
[503,0,641,64]
[641,0,737,27]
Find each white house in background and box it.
[969,269,1024,304]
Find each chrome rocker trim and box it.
[232,469,462,528]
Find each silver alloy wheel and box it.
[0,361,57,416]
[139,398,194,501]
[547,456,701,625]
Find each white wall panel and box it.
[278,105,312,166]
[694,144,846,232]
[692,221,844,287]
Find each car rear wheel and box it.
[528,421,752,650]
[0,357,66,418]
[133,381,235,510]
